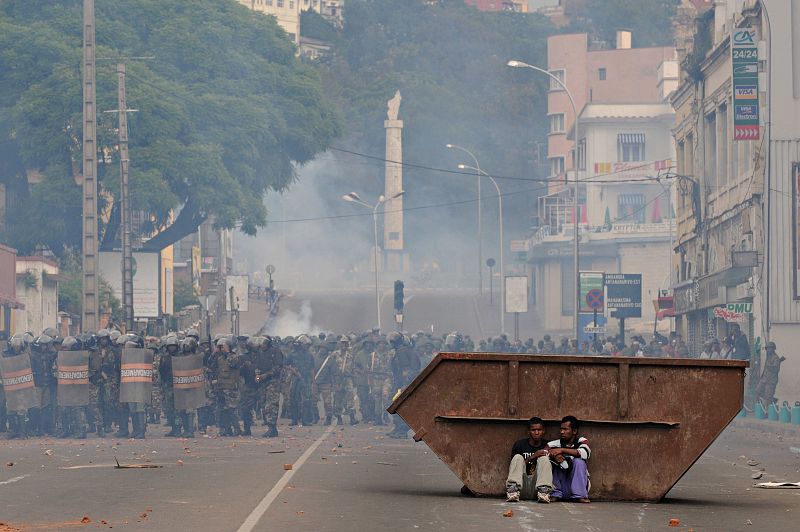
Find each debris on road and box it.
[754,482,800,488]
[746,459,759,466]
[114,457,163,469]
[283,464,293,470]
[80,516,91,524]
[43,449,54,456]
[267,450,286,454]
[5,462,13,467]
[751,472,763,479]
[376,462,398,466]
[502,509,513,518]
[669,518,680,527]
[177,460,184,466]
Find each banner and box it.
[606,273,643,319]
[57,350,90,407]
[0,353,40,411]
[119,348,154,405]
[172,354,205,410]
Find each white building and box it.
[14,256,62,335]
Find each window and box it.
[577,138,586,171]
[598,67,607,80]
[617,193,646,223]
[277,0,284,7]
[549,69,565,91]
[676,140,685,175]
[704,113,716,188]
[685,132,694,176]
[617,133,645,162]
[289,0,294,8]
[549,156,565,177]
[718,104,728,185]
[549,113,565,134]
[388,232,400,241]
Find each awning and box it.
[618,133,646,145]
[0,293,25,310]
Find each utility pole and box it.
[116,64,135,332]
[82,0,99,333]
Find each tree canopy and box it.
[0,0,342,255]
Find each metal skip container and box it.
[387,353,747,501]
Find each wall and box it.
[15,257,59,334]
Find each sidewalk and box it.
[212,298,269,336]
[731,416,800,440]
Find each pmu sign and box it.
[731,28,759,141]
[605,273,642,319]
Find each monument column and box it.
[384,91,407,272]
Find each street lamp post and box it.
[446,144,483,296]
[507,59,581,344]
[342,190,405,332]
[458,164,504,334]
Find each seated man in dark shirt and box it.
[506,416,554,503]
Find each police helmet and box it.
[109,330,122,342]
[9,336,25,352]
[296,334,313,346]
[96,329,111,339]
[186,328,200,340]
[42,327,60,339]
[62,336,82,351]
[164,336,180,349]
[181,337,198,352]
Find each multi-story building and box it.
[14,256,62,335]
[237,0,345,43]
[670,0,800,399]
[525,31,678,336]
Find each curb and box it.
[731,418,800,438]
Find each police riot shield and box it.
[119,348,153,405]
[57,350,90,407]
[172,354,205,410]
[0,352,41,411]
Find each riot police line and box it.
[0,327,432,440]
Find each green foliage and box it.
[316,0,555,240]
[300,9,341,44]
[566,0,681,48]
[173,278,200,312]
[58,255,121,321]
[0,0,341,255]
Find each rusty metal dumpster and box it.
[387,353,747,501]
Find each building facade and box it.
[670,0,800,400]
[14,256,61,335]
[464,0,528,12]
[526,32,678,336]
[237,0,345,44]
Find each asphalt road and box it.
[2,420,799,531]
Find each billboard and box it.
[225,275,249,312]
[606,273,642,319]
[99,251,160,318]
[504,276,529,314]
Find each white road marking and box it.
[237,426,334,532]
[0,475,29,486]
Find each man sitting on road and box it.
[548,415,591,502]
[506,417,555,503]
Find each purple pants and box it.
[551,458,589,499]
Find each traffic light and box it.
[394,280,404,312]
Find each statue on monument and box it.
[387,90,402,120]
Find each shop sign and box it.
[713,303,753,323]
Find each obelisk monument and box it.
[384,91,407,272]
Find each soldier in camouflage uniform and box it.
[353,336,374,423]
[369,337,394,426]
[314,337,340,426]
[238,337,259,436]
[84,333,105,437]
[2,336,28,439]
[255,336,283,437]
[147,337,162,424]
[332,335,358,425]
[56,336,88,439]
[208,336,243,436]
[285,335,315,426]
[93,330,117,434]
[173,337,200,438]
[159,335,181,437]
[197,338,216,434]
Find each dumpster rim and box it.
[387,352,747,414]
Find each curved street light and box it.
[507,59,581,344]
[342,190,405,332]
[446,144,484,296]
[458,163,504,335]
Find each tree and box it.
[0,0,342,255]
